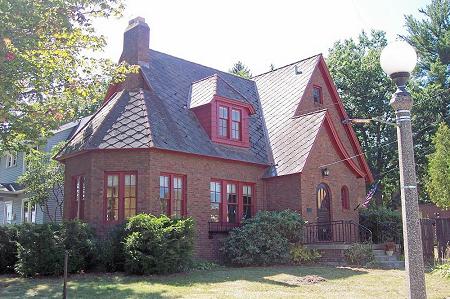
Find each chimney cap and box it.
[129,16,146,26]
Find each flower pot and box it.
[386,250,394,256]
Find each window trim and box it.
[22,199,36,223]
[5,152,17,168]
[312,85,323,104]
[210,179,256,224]
[211,98,252,148]
[72,175,86,219]
[160,172,187,218]
[231,108,242,141]
[4,201,13,224]
[103,171,138,223]
[218,106,229,138]
[341,185,350,210]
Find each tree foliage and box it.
[0,0,136,153]
[229,61,252,78]
[403,0,450,201]
[18,143,65,222]
[327,31,398,203]
[426,123,450,209]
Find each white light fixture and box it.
[380,41,417,86]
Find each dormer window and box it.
[231,109,241,140]
[313,85,322,104]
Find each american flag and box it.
[362,182,379,208]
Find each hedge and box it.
[221,210,305,266]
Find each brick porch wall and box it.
[264,173,301,212]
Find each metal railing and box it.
[303,220,372,244]
[208,222,240,234]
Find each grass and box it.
[0,266,449,299]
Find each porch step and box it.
[372,249,404,269]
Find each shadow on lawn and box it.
[150,265,368,288]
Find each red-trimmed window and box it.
[313,85,322,104]
[341,185,350,210]
[159,173,187,218]
[231,109,241,140]
[218,106,229,137]
[72,175,85,219]
[104,172,137,222]
[210,179,255,223]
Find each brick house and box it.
[56,17,373,260]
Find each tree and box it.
[327,30,399,204]
[18,144,65,222]
[426,123,450,209]
[403,0,450,201]
[229,61,252,78]
[0,0,136,154]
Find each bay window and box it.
[226,183,238,223]
[104,172,137,222]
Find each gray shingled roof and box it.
[59,50,271,165]
[189,74,247,109]
[254,55,322,176]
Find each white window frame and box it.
[4,201,13,224]
[5,152,17,168]
[22,199,36,223]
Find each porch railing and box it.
[303,220,372,244]
[208,222,240,234]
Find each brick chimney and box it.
[120,17,150,67]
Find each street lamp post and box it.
[380,41,427,299]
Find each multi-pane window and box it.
[73,175,85,219]
[4,202,12,224]
[226,183,238,223]
[341,186,350,210]
[210,181,221,222]
[173,176,183,218]
[159,175,170,215]
[104,172,137,222]
[242,185,252,220]
[106,175,119,222]
[6,153,17,168]
[23,200,36,223]
[211,180,255,223]
[159,173,186,218]
[313,86,322,104]
[124,174,137,218]
[231,109,241,140]
[218,106,229,137]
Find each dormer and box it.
[189,74,255,148]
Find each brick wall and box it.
[264,173,301,212]
[64,149,266,260]
[300,125,366,224]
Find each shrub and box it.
[221,210,305,266]
[14,221,96,277]
[344,243,375,267]
[359,207,402,244]
[95,223,126,272]
[0,225,18,273]
[290,243,321,265]
[433,262,450,278]
[123,214,195,275]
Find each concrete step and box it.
[374,255,399,262]
[373,249,387,256]
[376,260,405,269]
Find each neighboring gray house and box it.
[0,116,90,225]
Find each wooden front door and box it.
[317,184,332,241]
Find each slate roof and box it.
[189,74,248,109]
[253,55,323,176]
[59,50,271,165]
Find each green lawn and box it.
[0,266,449,299]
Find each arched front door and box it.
[317,183,332,241]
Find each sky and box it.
[94,0,429,75]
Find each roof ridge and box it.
[148,49,255,82]
[252,53,322,79]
